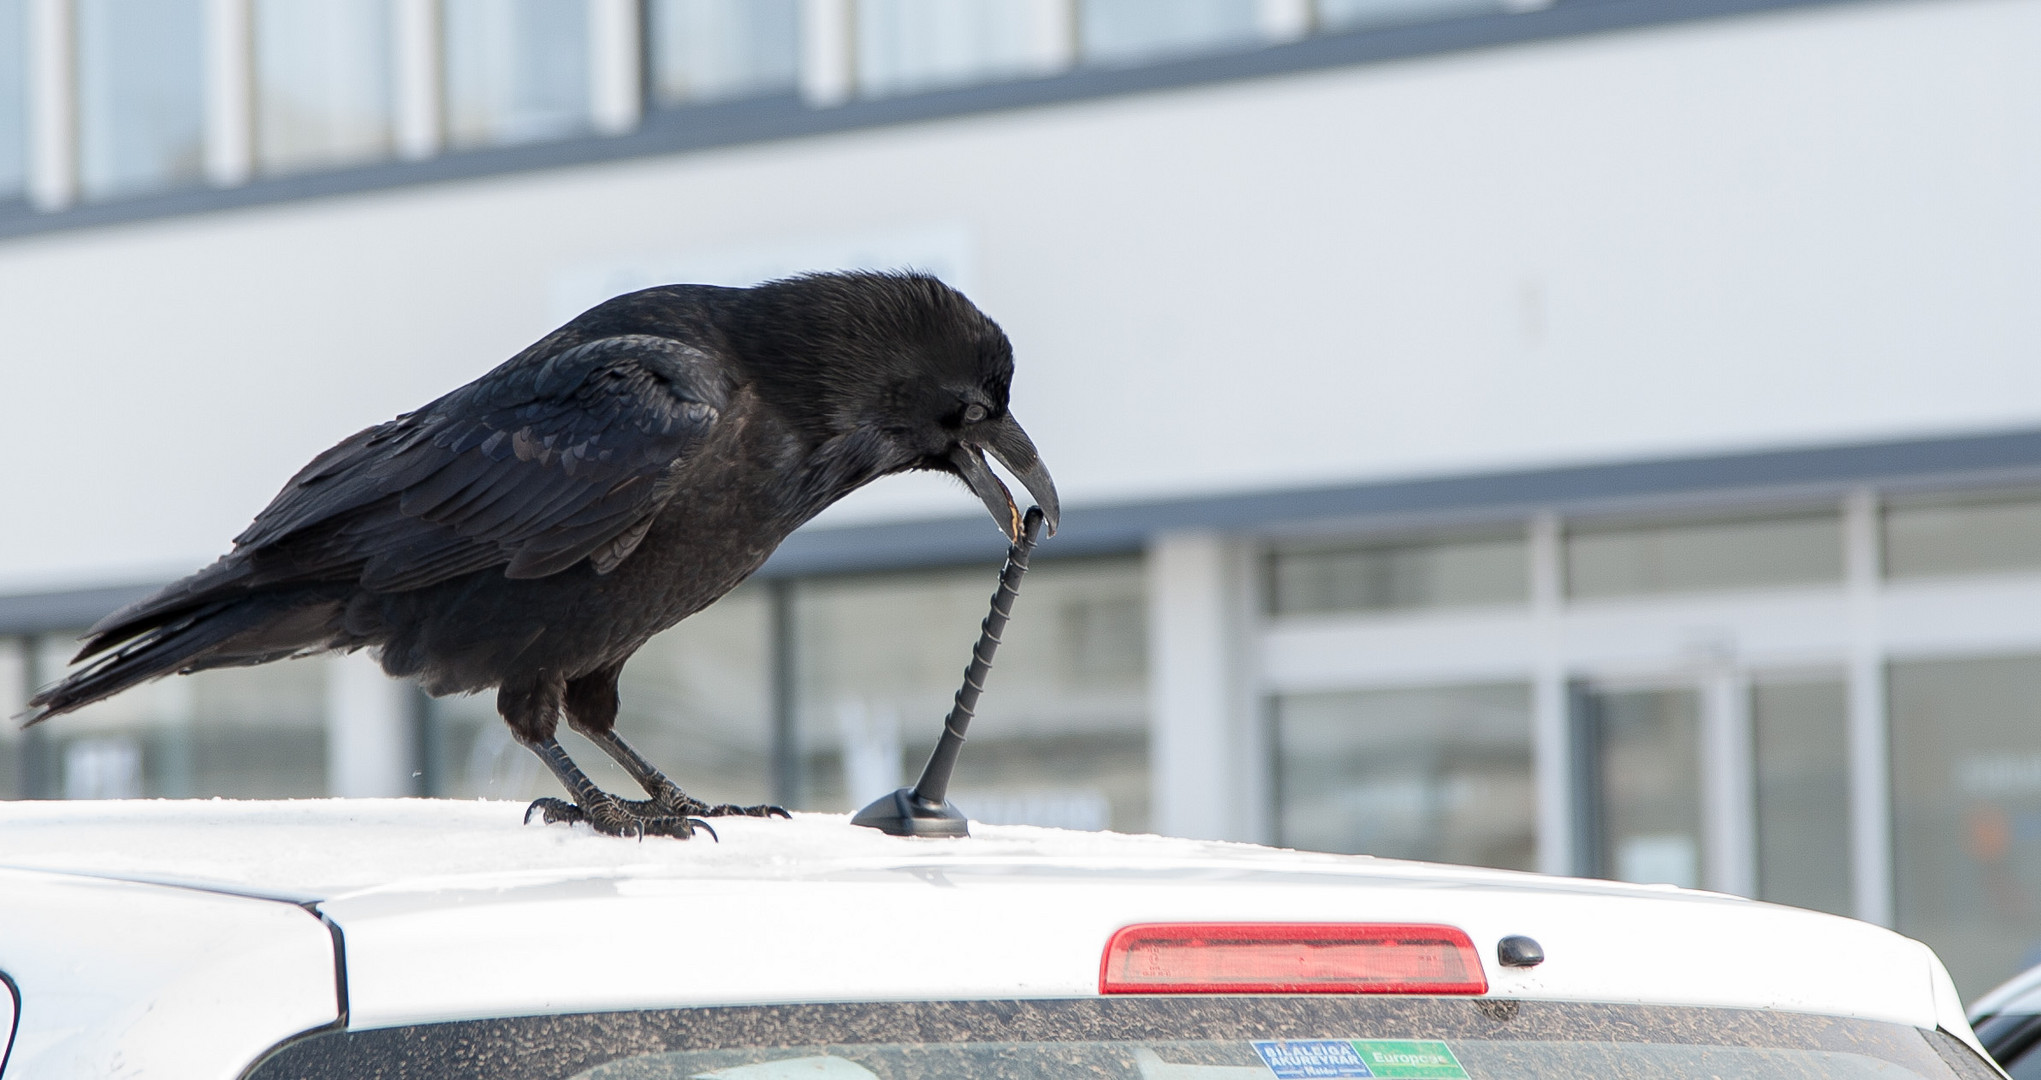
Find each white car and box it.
[1968,962,2041,1076]
[0,799,2002,1079]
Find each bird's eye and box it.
[961,404,988,424]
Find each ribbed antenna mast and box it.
[851,506,1046,837]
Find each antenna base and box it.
[851,788,969,838]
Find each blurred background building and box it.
[0,0,2039,999]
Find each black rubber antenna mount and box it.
[852,506,1047,837]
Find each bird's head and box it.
[736,272,1059,542]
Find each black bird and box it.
[25,272,1059,837]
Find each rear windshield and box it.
[249,997,1997,1080]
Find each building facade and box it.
[3,0,2041,1000]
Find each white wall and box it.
[3,0,2040,591]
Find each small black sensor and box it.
[1497,935,1545,967]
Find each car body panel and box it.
[0,868,338,1080]
[0,798,1989,1073]
[321,855,1946,1032]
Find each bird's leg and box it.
[576,726,789,820]
[522,736,715,840]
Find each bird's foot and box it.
[525,795,715,840]
[699,801,792,819]
[635,783,790,820]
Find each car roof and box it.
[0,799,1976,1044]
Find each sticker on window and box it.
[1252,1040,1468,1080]
[1346,1041,1467,1079]
[1253,1041,1374,1079]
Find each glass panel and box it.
[1592,686,1704,887]
[793,558,1147,832]
[1753,677,1852,916]
[0,0,25,199]
[254,0,393,174]
[76,0,206,200]
[576,1037,1954,1080]
[857,0,1051,99]
[648,0,798,106]
[1268,533,1527,615]
[1275,683,1535,870]
[1318,0,1509,32]
[0,636,23,798]
[1892,655,2041,1001]
[29,636,326,798]
[252,999,1977,1080]
[442,0,589,149]
[432,585,772,806]
[1080,0,1261,67]
[1886,491,2041,579]
[1566,512,1842,598]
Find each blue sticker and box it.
[1253,1041,1375,1079]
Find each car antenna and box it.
[852,506,1047,837]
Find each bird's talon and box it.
[526,797,585,826]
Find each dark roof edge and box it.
[0,0,1876,243]
[7,423,2039,633]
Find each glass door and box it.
[1576,684,1706,888]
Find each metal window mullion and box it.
[1529,511,1573,876]
[25,0,74,210]
[798,0,853,106]
[769,578,799,808]
[1700,663,1755,897]
[203,0,253,186]
[1257,0,1313,42]
[588,0,642,134]
[392,0,441,159]
[1844,487,1894,926]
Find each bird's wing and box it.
[231,333,728,592]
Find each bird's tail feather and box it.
[22,595,337,726]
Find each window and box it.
[0,0,24,200]
[1891,654,2041,1000]
[23,636,326,798]
[254,0,394,175]
[648,0,799,106]
[429,584,773,807]
[856,0,1060,99]
[0,636,23,798]
[1885,490,2041,579]
[251,998,1983,1080]
[442,0,589,149]
[1584,686,1703,888]
[791,559,1148,831]
[1565,512,1842,599]
[1275,683,1535,870]
[1268,532,1527,616]
[76,0,206,200]
[1318,0,1512,33]
[1079,0,1261,67]
[1753,676,1851,916]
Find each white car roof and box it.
[0,799,1982,1080]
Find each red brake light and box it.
[1099,922,1488,995]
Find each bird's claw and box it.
[525,794,716,840]
[526,797,583,825]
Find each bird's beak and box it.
[950,416,1059,542]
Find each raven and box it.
[25,272,1059,838]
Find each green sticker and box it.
[1345,1041,1467,1079]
